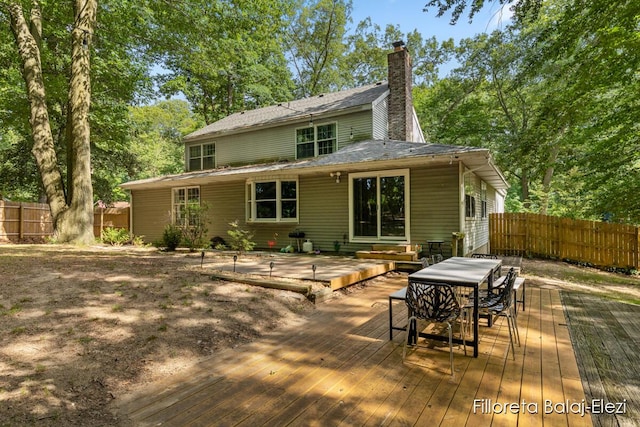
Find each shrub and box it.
[100,227,131,246]
[181,202,211,251]
[162,224,182,251]
[225,220,255,254]
[210,236,227,249]
[131,235,147,247]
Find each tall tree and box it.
[421,0,640,223]
[5,0,96,244]
[1,1,156,207]
[423,0,542,24]
[154,0,295,125]
[528,0,640,222]
[285,0,351,97]
[342,20,453,88]
[127,100,203,181]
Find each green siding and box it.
[201,182,246,240]
[461,172,500,255]
[297,175,352,252]
[131,164,481,255]
[409,165,460,256]
[185,111,374,168]
[131,188,172,243]
[240,174,360,253]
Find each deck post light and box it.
[233,255,238,272]
[269,261,275,278]
[312,264,317,281]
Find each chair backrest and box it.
[471,253,498,259]
[490,267,517,308]
[405,281,460,322]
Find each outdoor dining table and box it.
[390,256,502,358]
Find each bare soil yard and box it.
[0,245,321,426]
[0,245,638,426]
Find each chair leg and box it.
[403,316,416,361]
[511,307,521,346]
[447,322,454,377]
[505,313,516,360]
[460,316,467,357]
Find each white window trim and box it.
[480,181,488,219]
[295,122,338,159]
[464,173,477,220]
[348,169,411,243]
[246,177,299,223]
[187,142,216,171]
[171,186,201,226]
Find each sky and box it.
[349,0,513,42]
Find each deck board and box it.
[117,277,597,426]
[561,292,640,427]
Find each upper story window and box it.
[296,123,336,159]
[172,186,200,226]
[246,179,298,222]
[188,143,215,171]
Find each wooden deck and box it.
[117,276,593,426]
[561,292,640,426]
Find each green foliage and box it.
[180,202,211,251]
[152,0,296,124]
[423,0,541,24]
[225,220,256,254]
[285,0,351,97]
[0,0,158,204]
[161,224,183,251]
[100,227,131,246]
[342,20,454,88]
[418,0,640,224]
[127,100,202,180]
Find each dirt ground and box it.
[1,245,639,426]
[0,245,325,426]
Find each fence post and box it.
[19,203,24,240]
[636,227,640,270]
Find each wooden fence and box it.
[490,213,640,270]
[0,201,129,242]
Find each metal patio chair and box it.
[464,267,520,359]
[403,281,466,377]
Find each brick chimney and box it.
[387,41,414,142]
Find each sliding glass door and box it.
[351,170,409,241]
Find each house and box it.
[121,42,508,256]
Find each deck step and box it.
[355,250,418,262]
[371,244,413,253]
[394,259,428,272]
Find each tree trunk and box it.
[521,169,530,209]
[8,2,67,219]
[8,1,97,244]
[539,144,560,215]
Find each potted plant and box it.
[333,240,341,253]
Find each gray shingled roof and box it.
[184,82,389,141]
[121,140,508,191]
[306,139,485,167]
